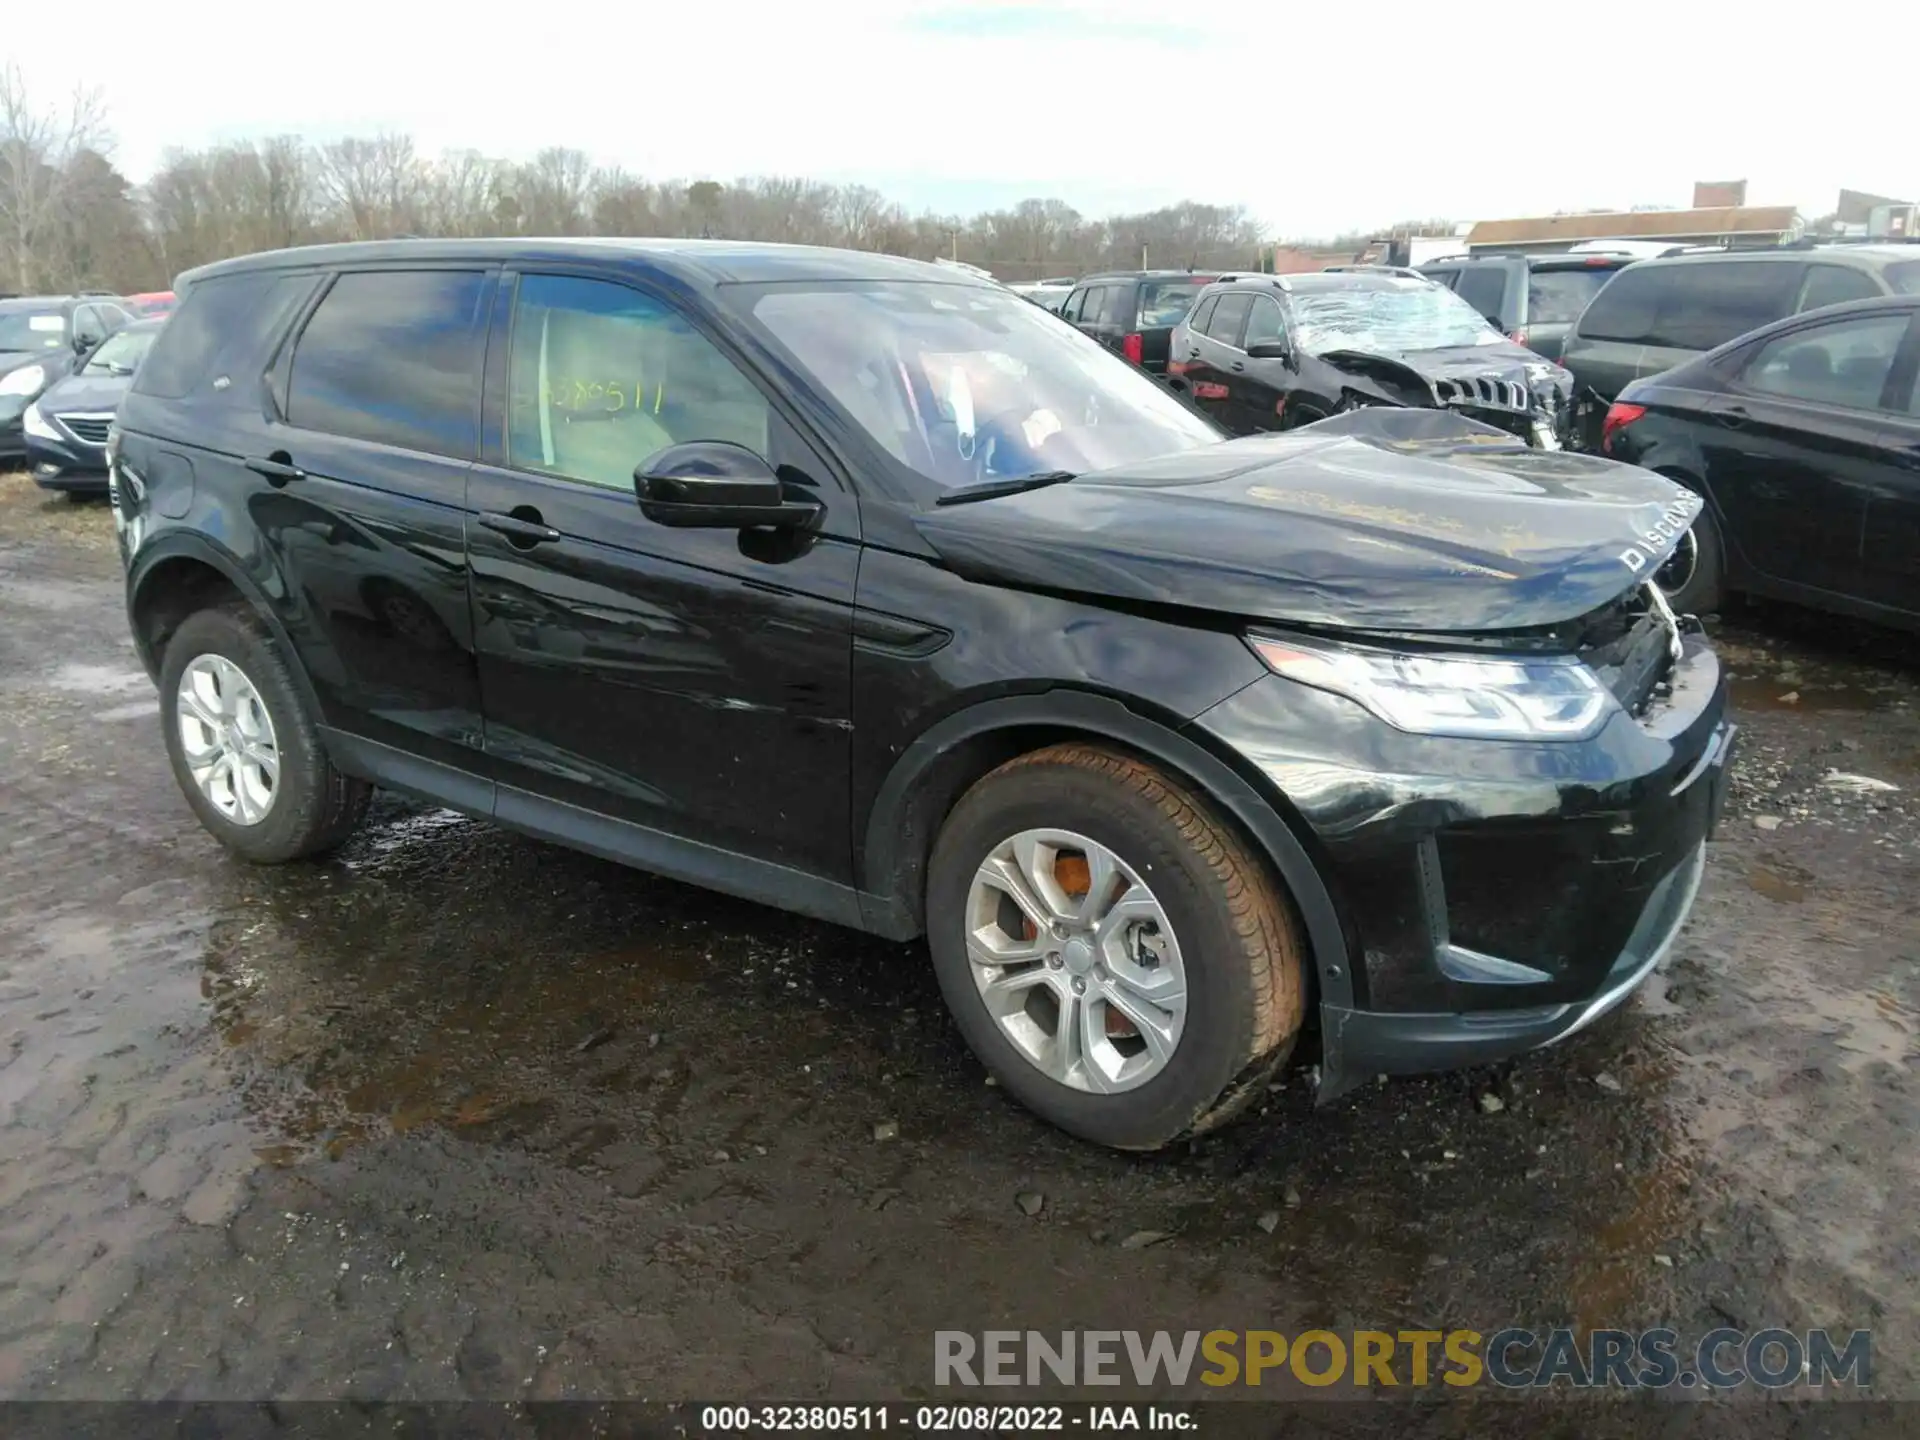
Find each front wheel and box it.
[926,743,1308,1149]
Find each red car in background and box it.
[128,291,175,318]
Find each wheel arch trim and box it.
[858,689,1352,1009]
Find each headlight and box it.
[1248,633,1614,740]
[22,400,60,440]
[0,363,48,397]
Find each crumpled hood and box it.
[914,410,1700,634]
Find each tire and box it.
[159,605,372,863]
[1655,501,1725,616]
[926,742,1308,1150]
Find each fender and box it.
[857,688,1353,1014]
[124,531,325,720]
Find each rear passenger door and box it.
[464,269,859,882]
[1192,292,1252,433]
[259,267,494,779]
[1234,294,1293,433]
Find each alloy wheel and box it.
[176,653,280,826]
[964,828,1187,1093]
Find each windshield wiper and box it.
[934,471,1076,507]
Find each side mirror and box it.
[72,333,97,356]
[1246,341,1291,361]
[634,441,821,531]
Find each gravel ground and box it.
[1,471,1915,1427]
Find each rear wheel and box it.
[926,743,1307,1149]
[159,606,372,863]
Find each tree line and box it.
[2,68,1271,295]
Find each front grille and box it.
[58,414,112,446]
[1563,584,1674,715]
[1431,375,1529,412]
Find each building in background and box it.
[1461,203,1802,255]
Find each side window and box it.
[1080,286,1111,326]
[1741,314,1912,412]
[1661,262,1802,350]
[287,269,488,458]
[1797,265,1882,313]
[1422,267,1461,291]
[1188,295,1219,335]
[136,270,296,399]
[1061,288,1087,322]
[1453,266,1509,325]
[1243,295,1287,348]
[507,273,770,492]
[1206,293,1254,347]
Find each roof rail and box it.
[1323,263,1427,279]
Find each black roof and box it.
[1075,269,1217,282]
[1630,243,1920,272]
[179,237,984,290]
[0,295,81,310]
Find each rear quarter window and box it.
[1526,267,1617,325]
[1575,260,1802,351]
[134,271,312,400]
[1453,266,1510,323]
[1138,280,1208,328]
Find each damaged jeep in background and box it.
[1167,271,1574,448]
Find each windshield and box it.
[82,326,157,376]
[0,307,66,352]
[745,282,1220,492]
[1291,281,1506,354]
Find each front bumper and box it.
[24,431,109,493]
[1192,634,1732,1101]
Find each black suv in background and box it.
[112,239,1729,1150]
[1419,252,1637,362]
[1060,270,1215,374]
[1561,244,1920,449]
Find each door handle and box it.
[1231,361,1245,372]
[245,455,306,482]
[479,510,562,545]
[1187,347,1200,358]
[1714,405,1749,429]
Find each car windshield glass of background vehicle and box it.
[1290,280,1504,354]
[82,326,158,376]
[745,283,1220,490]
[0,307,67,352]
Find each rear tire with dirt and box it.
[159,605,372,863]
[926,742,1308,1150]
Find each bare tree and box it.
[0,63,111,292]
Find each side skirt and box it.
[320,728,901,939]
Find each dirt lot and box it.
[1,470,1916,1423]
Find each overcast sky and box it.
[25,0,1912,236]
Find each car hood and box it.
[36,369,132,413]
[0,349,65,383]
[913,409,1700,634]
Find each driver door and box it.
[465,269,861,883]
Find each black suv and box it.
[113,240,1732,1150]
[1168,271,1574,446]
[0,294,140,462]
[1561,244,1920,449]
[1059,270,1215,374]
[1418,252,1637,362]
